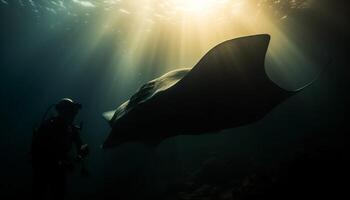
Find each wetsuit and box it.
[31,116,82,200]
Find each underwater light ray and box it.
[99,0,313,93]
[4,0,317,98]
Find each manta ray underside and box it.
[102,34,308,148]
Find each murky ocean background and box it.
[0,0,348,199]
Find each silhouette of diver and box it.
[31,98,89,200]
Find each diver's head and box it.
[55,98,81,123]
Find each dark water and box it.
[0,0,348,199]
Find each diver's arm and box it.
[72,128,89,160]
[73,131,83,152]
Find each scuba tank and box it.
[32,104,56,138]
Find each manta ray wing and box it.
[102,34,302,148]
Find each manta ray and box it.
[102,34,311,148]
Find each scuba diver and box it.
[31,98,89,200]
